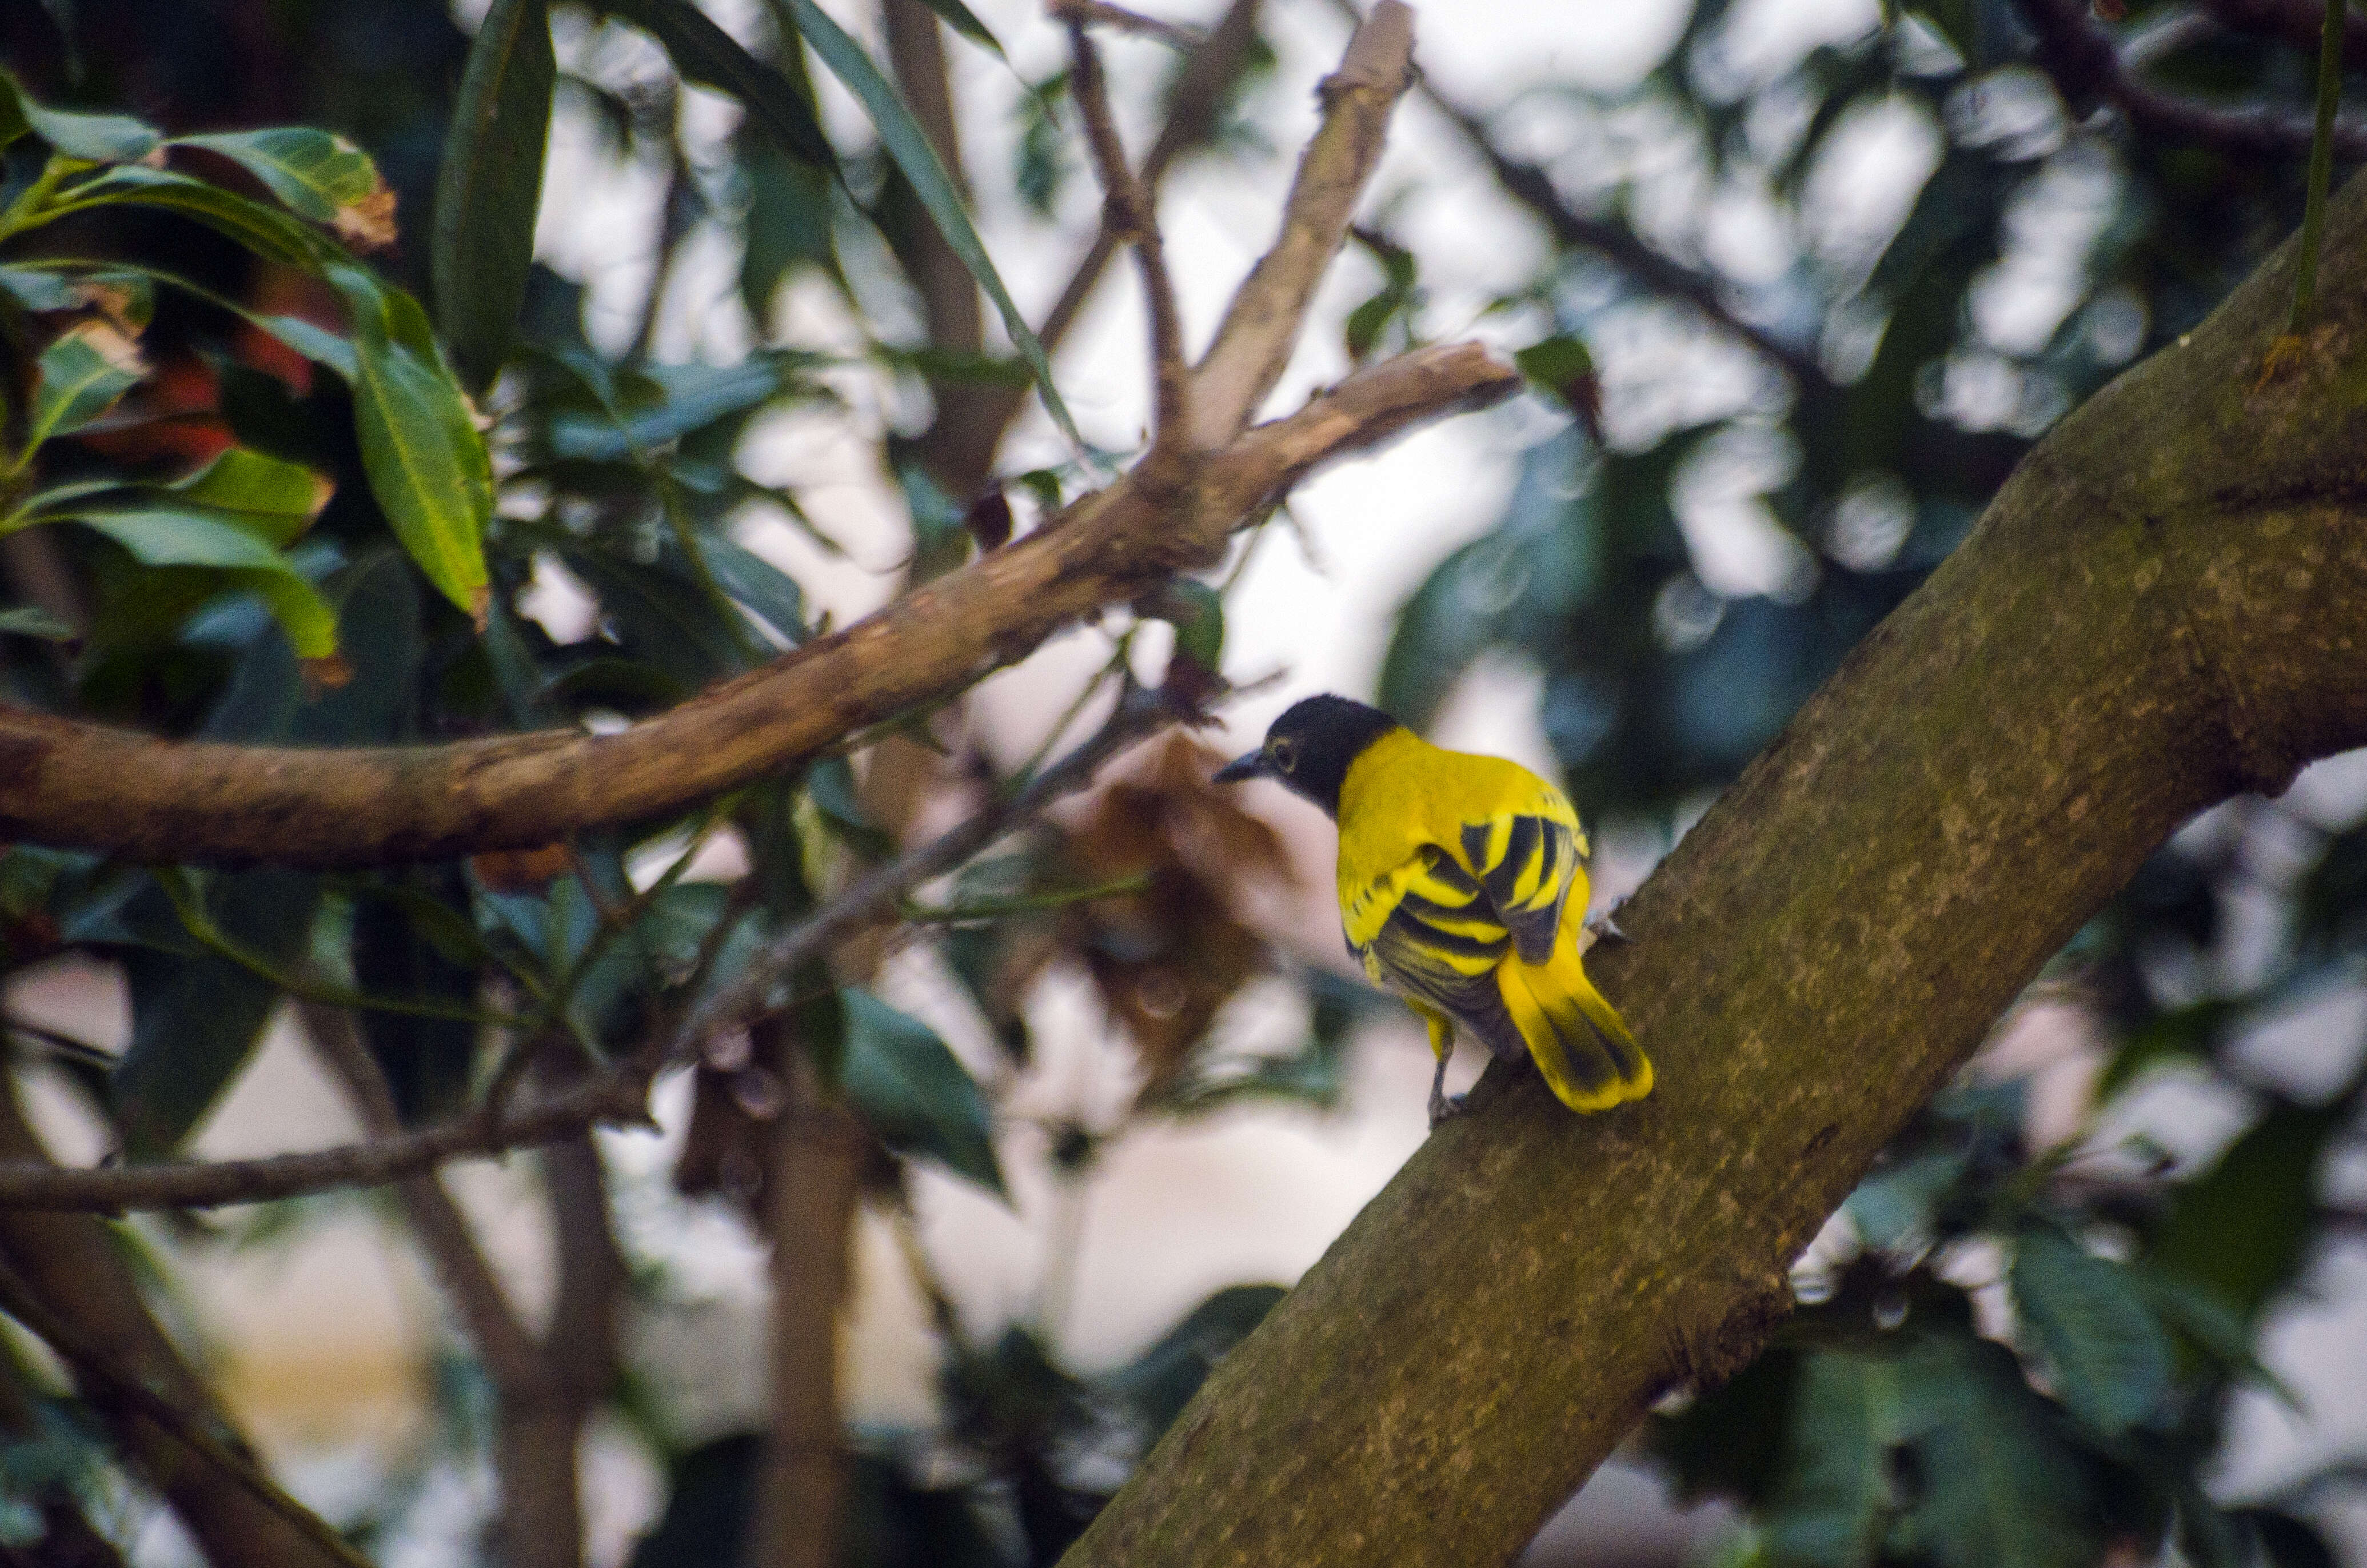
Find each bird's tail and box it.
[1496,901,1652,1113]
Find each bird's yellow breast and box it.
[1332,728,1586,950]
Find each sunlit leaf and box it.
[432,0,556,390]
[178,127,396,249]
[330,266,493,625]
[0,70,159,162]
[25,317,145,446]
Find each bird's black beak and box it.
[1213,749,1270,785]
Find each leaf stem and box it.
[2290,0,2349,330]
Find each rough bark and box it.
[0,344,1502,869]
[1056,173,2367,1568]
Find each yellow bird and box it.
[1216,695,1651,1126]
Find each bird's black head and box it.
[1213,695,1402,817]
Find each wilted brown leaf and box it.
[1057,733,1299,1099]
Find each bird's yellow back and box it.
[1333,728,1588,953]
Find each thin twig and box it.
[1051,0,1205,49]
[670,683,1181,1060]
[1067,13,1194,465]
[1395,39,1832,393]
[0,1068,649,1212]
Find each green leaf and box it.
[700,533,807,645]
[1765,1350,1903,1568]
[113,869,322,1156]
[1844,1149,1969,1252]
[1890,1337,2098,1568]
[0,71,159,162]
[600,0,835,169]
[57,165,336,269]
[1107,1285,1286,1437]
[170,448,334,548]
[544,352,823,460]
[2009,1227,2173,1437]
[177,127,396,248]
[432,0,556,392]
[329,267,494,625]
[628,1434,760,1568]
[50,505,340,660]
[24,318,145,447]
[911,0,1004,57]
[1141,578,1224,672]
[2148,1100,2344,1323]
[840,988,1005,1196]
[739,134,836,318]
[776,0,1084,458]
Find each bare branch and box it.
[0,1066,647,1212]
[1409,67,1833,394]
[2017,0,2367,158]
[881,0,984,365]
[0,1252,372,1568]
[300,1004,546,1388]
[1066,13,1192,462]
[1190,0,1414,445]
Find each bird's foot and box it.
[1427,1088,1470,1129]
[1585,904,1631,945]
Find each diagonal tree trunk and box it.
[1057,168,2367,1568]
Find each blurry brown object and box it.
[470,843,572,890]
[1059,732,1298,1099]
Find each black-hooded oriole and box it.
[1216,695,1651,1124]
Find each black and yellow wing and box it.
[1343,809,1585,1064]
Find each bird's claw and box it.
[1585,905,1631,945]
[1427,1090,1470,1130]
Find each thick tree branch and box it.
[1057,167,2367,1568]
[2018,0,2367,158]
[0,340,1508,869]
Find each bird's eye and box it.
[1271,737,1297,773]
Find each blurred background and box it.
[0,0,2363,1562]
